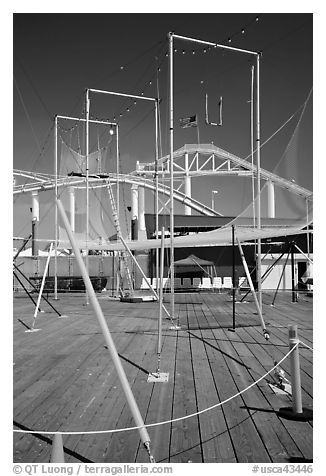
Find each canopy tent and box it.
[174,254,215,277]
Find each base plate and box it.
[269,383,292,395]
[120,295,157,303]
[169,325,182,330]
[58,314,69,319]
[277,406,313,421]
[147,372,169,383]
[25,328,41,333]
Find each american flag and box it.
[179,115,198,128]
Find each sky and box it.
[12,10,313,241]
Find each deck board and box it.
[13,290,313,464]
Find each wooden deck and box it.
[13,290,313,464]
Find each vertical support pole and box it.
[278,323,312,421]
[31,191,39,256]
[232,225,236,330]
[85,88,90,305]
[54,115,58,300]
[288,325,302,414]
[131,184,139,222]
[57,198,153,451]
[256,53,263,313]
[306,198,310,258]
[68,186,75,232]
[138,186,146,240]
[157,227,165,371]
[184,153,192,215]
[116,124,120,227]
[168,32,175,321]
[250,65,256,228]
[291,242,298,303]
[306,198,311,292]
[267,180,275,218]
[155,99,160,290]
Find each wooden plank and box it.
[189,308,236,462]
[197,305,271,463]
[169,307,203,463]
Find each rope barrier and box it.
[299,341,313,352]
[13,342,300,436]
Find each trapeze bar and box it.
[89,88,157,103]
[171,33,258,56]
[56,115,116,126]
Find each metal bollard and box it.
[277,325,313,421]
[288,325,303,414]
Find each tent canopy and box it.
[174,254,214,267]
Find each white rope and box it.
[13,342,299,436]
[299,341,313,351]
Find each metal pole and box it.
[54,115,58,299]
[157,227,165,373]
[50,434,65,463]
[256,53,263,312]
[169,32,175,322]
[85,89,90,305]
[306,198,311,264]
[291,242,297,303]
[116,124,120,229]
[57,199,153,450]
[171,33,257,56]
[288,325,303,414]
[232,225,236,330]
[155,100,159,293]
[31,242,53,329]
[250,66,255,227]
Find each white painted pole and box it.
[172,33,257,56]
[68,187,75,232]
[138,186,146,239]
[50,434,65,463]
[250,66,256,227]
[267,180,275,218]
[31,191,39,257]
[169,32,175,322]
[157,227,165,360]
[31,191,39,221]
[131,184,139,220]
[56,199,152,448]
[256,53,263,312]
[116,124,120,229]
[155,100,160,288]
[54,116,58,300]
[85,89,90,305]
[184,153,191,216]
[288,325,303,414]
[31,242,53,329]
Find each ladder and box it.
[106,178,134,297]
